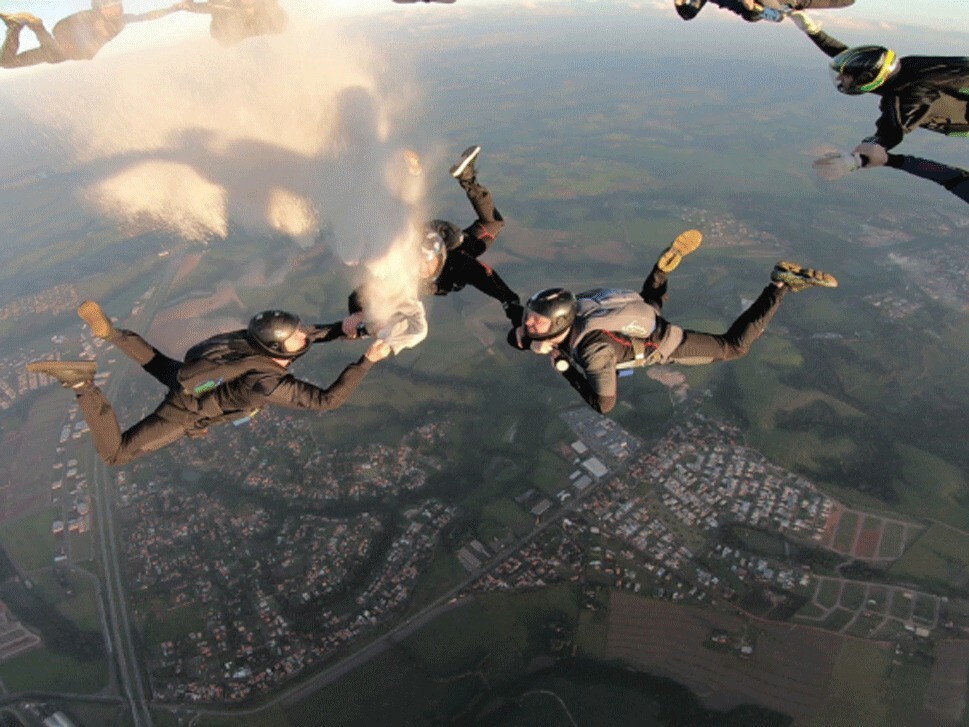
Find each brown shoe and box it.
[77,301,116,340]
[770,261,839,291]
[0,13,42,29]
[27,360,96,388]
[657,229,703,274]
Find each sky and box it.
[3,0,968,38]
[0,0,963,68]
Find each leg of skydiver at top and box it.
[452,146,505,257]
[640,230,704,311]
[0,14,67,67]
[77,301,182,390]
[667,262,837,364]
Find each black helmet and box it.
[426,219,464,250]
[829,45,899,95]
[524,288,577,341]
[247,310,308,358]
[673,0,706,21]
[419,227,448,278]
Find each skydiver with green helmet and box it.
[791,11,969,180]
[27,302,390,466]
[508,231,838,414]
[0,1,182,68]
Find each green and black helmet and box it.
[829,45,899,95]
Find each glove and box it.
[789,10,820,34]
[812,152,865,181]
[854,142,888,167]
[502,300,524,326]
[760,7,785,22]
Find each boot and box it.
[770,261,839,291]
[27,360,96,388]
[77,301,116,340]
[657,229,703,274]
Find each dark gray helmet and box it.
[673,0,706,20]
[247,310,308,358]
[524,288,577,341]
[829,45,899,95]
[426,219,464,250]
[420,227,447,275]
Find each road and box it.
[86,245,191,727]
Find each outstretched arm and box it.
[124,3,186,23]
[789,12,847,57]
[253,342,389,412]
[306,322,347,344]
[169,0,219,15]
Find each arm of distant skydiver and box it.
[790,13,847,58]
[124,3,185,22]
[170,0,218,15]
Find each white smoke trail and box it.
[16,22,429,346]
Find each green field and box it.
[816,579,841,610]
[821,608,855,632]
[810,640,890,727]
[0,648,108,694]
[878,522,905,559]
[283,585,581,726]
[890,523,969,586]
[0,506,58,573]
[31,570,103,633]
[840,582,866,612]
[889,591,914,620]
[482,498,534,538]
[893,445,969,529]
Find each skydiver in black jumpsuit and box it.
[28,303,389,466]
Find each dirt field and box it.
[604,592,843,720]
[855,527,880,559]
[920,640,969,726]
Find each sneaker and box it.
[771,261,838,291]
[450,145,481,180]
[27,360,96,388]
[77,300,116,340]
[0,12,42,28]
[657,229,703,274]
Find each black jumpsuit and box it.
[76,325,372,466]
[805,29,969,150]
[350,174,520,319]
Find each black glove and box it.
[502,299,524,327]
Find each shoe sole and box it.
[773,262,839,288]
[450,145,481,178]
[77,300,114,338]
[658,229,703,272]
[27,360,97,378]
